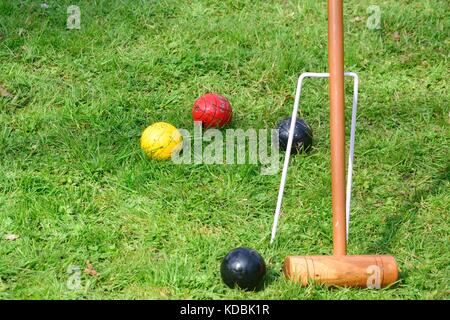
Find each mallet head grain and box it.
[283,255,398,288]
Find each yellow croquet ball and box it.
[140,122,183,160]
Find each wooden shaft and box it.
[283,2,399,290]
[328,0,346,255]
[284,255,398,288]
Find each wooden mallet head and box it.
[284,255,398,288]
[283,0,398,288]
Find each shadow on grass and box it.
[368,164,449,254]
[262,267,282,291]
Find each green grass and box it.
[0,0,449,299]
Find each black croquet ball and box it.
[277,117,313,154]
[220,247,266,291]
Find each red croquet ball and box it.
[192,93,232,128]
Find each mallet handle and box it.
[328,0,346,255]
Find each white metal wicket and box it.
[270,72,359,244]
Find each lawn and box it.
[0,0,448,299]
